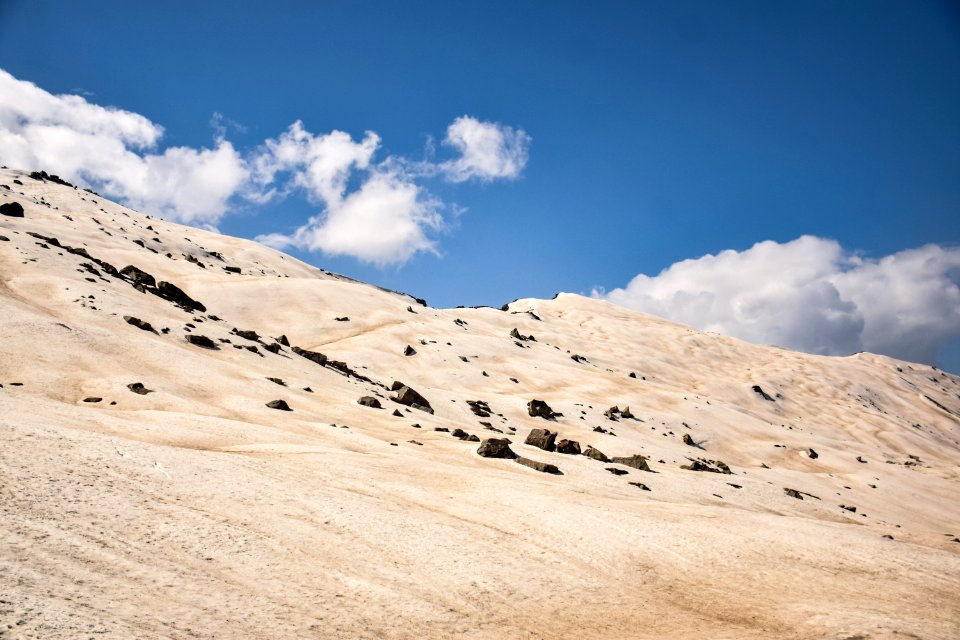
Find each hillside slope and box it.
[2,168,959,640]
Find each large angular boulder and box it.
[266,399,292,411]
[527,399,559,420]
[477,438,517,459]
[524,428,557,451]
[391,382,433,414]
[610,455,651,472]
[583,446,609,462]
[120,265,156,289]
[555,439,581,455]
[0,202,24,217]
[292,346,327,366]
[156,281,206,312]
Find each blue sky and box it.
[1,0,959,371]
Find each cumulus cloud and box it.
[0,68,530,263]
[253,122,442,266]
[0,69,247,226]
[595,236,960,365]
[440,116,530,182]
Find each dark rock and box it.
[452,428,469,440]
[263,343,282,354]
[357,396,382,409]
[682,433,695,446]
[303,387,313,393]
[610,455,651,471]
[784,488,804,500]
[403,345,417,356]
[516,457,561,474]
[527,399,559,419]
[510,328,535,341]
[0,235,8,241]
[83,397,102,403]
[392,409,403,417]
[524,428,557,451]
[593,426,608,434]
[629,481,651,491]
[0,202,24,217]
[808,448,819,459]
[267,377,286,386]
[392,384,433,413]
[156,281,206,312]
[127,382,152,395]
[434,427,450,432]
[629,372,637,378]
[292,346,327,366]
[185,334,218,349]
[266,399,292,411]
[277,334,290,346]
[840,504,857,513]
[224,266,241,273]
[606,467,629,475]
[752,385,775,401]
[477,438,517,459]
[233,329,260,341]
[466,434,480,442]
[681,458,733,474]
[467,400,492,417]
[335,316,350,322]
[120,265,156,288]
[123,315,158,334]
[555,439,581,455]
[857,456,868,463]
[583,446,609,462]
[571,354,588,363]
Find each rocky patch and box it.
[477,438,517,459]
[527,399,560,420]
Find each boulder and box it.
[524,428,557,451]
[682,433,695,446]
[123,315,158,334]
[403,345,417,356]
[752,385,775,401]
[266,377,286,386]
[185,334,218,349]
[516,457,561,474]
[266,399,292,411]
[555,439,581,455]
[527,399,559,419]
[292,346,327,366]
[784,488,804,500]
[628,481,651,490]
[277,334,290,346]
[452,428,469,440]
[263,343,282,354]
[357,396,382,409]
[0,202,24,217]
[808,448,819,459]
[83,397,102,403]
[392,384,433,414]
[120,265,156,288]
[156,281,206,312]
[477,438,517,459]
[610,455,651,471]
[583,446,609,462]
[606,467,629,475]
[232,329,260,341]
[127,382,152,395]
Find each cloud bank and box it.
[0,69,530,263]
[595,236,960,365]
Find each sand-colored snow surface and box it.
[1,168,959,639]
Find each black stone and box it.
[266,399,292,411]
[517,457,562,474]
[524,428,557,451]
[477,438,517,459]
[123,315,158,334]
[358,396,382,409]
[185,334,218,349]
[0,202,24,217]
[127,382,152,395]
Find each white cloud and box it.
[440,116,530,182]
[595,236,960,365]
[0,68,531,263]
[253,123,442,266]
[0,69,248,226]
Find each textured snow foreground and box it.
[1,168,958,640]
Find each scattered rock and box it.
[682,433,696,446]
[266,399,292,411]
[292,346,327,366]
[527,399,560,419]
[583,446,609,462]
[808,448,819,459]
[510,328,535,341]
[524,428,557,451]
[467,400,492,417]
[606,467,629,475]
[784,488,804,500]
[224,266,241,274]
[127,382,152,395]
[120,265,156,289]
[357,396,382,409]
[628,372,637,378]
[752,385,775,401]
[83,397,102,403]
[403,345,417,356]
[277,335,290,346]
[232,329,260,341]
[263,343,282,354]
[857,456,868,463]
[267,377,286,386]
[0,202,24,217]
[335,316,350,322]
[185,334,218,349]
[477,438,517,459]
[571,354,588,363]
[628,481,651,491]
[610,455,651,471]
[154,280,206,312]
[681,458,732,474]
[517,457,561,474]
[555,439,581,455]
[123,315,158,334]
[392,383,434,413]
[392,409,403,417]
